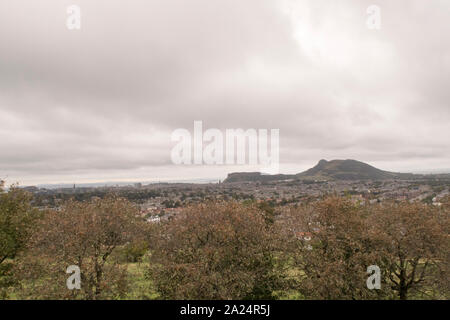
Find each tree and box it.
[370,201,449,300]
[285,196,383,299]
[286,196,449,300]
[0,181,37,298]
[257,201,277,225]
[149,201,286,299]
[19,195,146,299]
[116,240,149,263]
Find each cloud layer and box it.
[0,0,449,184]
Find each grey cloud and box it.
[0,0,449,184]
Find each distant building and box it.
[147,216,161,223]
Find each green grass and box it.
[124,258,159,300]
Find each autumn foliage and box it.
[16,195,146,299]
[0,185,448,300]
[148,201,286,299]
[285,197,449,300]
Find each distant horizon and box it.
[7,160,450,188]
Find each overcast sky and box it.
[0,0,449,185]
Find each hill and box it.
[223,159,416,183]
[295,159,410,181]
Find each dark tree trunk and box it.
[399,287,408,300]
